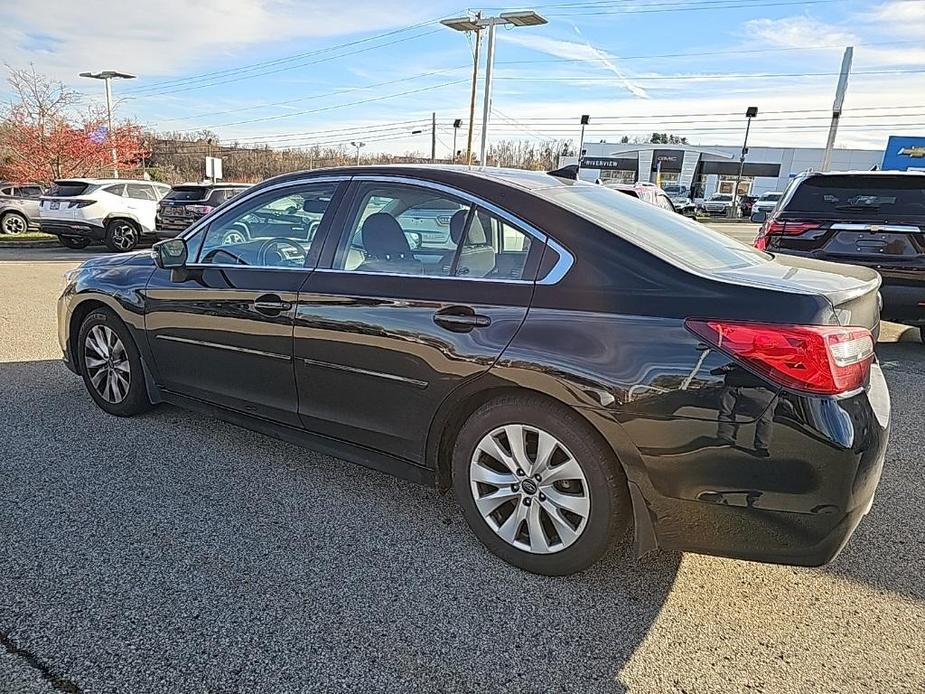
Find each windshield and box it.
[787,175,925,217]
[541,185,770,273]
[711,194,732,201]
[165,186,208,202]
[662,185,687,196]
[760,192,782,202]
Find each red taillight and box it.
[686,320,874,395]
[754,219,820,249]
[187,204,215,215]
[68,200,95,209]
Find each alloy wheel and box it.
[469,424,590,554]
[222,229,247,245]
[110,222,137,250]
[84,325,131,403]
[2,214,26,234]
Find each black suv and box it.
[156,183,250,238]
[755,171,925,341]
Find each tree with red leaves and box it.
[0,66,148,184]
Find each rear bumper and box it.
[40,220,106,240]
[623,362,890,566]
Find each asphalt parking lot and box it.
[1,235,923,693]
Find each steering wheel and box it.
[257,237,306,267]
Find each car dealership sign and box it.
[882,136,925,171]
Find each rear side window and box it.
[544,185,769,273]
[126,184,157,201]
[786,175,925,217]
[49,182,90,197]
[104,184,126,196]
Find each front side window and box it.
[198,182,338,269]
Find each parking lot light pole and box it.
[442,10,547,167]
[577,114,590,175]
[79,70,136,178]
[728,106,758,218]
[350,141,365,166]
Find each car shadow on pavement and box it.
[0,359,681,693]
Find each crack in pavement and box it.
[0,630,83,693]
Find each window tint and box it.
[104,184,126,196]
[0,187,11,196]
[786,175,925,217]
[333,183,472,277]
[18,186,43,198]
[166,186,207,202]
[198,183,338,269]
[542,185,769,273]
[49,182,90,197]
[126,184,156,201]
[456,210,534,280]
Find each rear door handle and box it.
[433,307,491,332]
[254,295,292,314]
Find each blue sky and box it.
[2,0,924,156]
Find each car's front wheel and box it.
[104,219,140,252]
[77,308,151,416]
[452,394,630,575]
[1,211,28,235]
[57,235,91,249]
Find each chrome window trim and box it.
[539,237,574,286]
[311,267,533,284]
[300,357,428,389]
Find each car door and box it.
[145,179,348,425]
[124,183,160,231]
[293,178,546,464]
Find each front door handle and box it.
[433,307,491,333]
[254,295,292,314]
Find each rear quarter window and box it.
[786,175,925,217]
[48,182,90,197]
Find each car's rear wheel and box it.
[57,235,91,249]
[104,219,140,252]
[1,211,28,235]
[452,394,630,575]
[77,308,151,417]
[920,326,925,345]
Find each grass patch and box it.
[0,232,56,242]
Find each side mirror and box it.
[153,238,188,269]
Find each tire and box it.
[1,211,28,235]
[57,235,91,249]
[452,394,630,575]
[104,218,140,252]
[920,326,925,345]
[77,308,152,417]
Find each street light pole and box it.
[350,141,365,166]
[728,106,758,219]
[79,70,136,178]
[441,10,547,168]
[452,119,462,163]
[577,114,590,175]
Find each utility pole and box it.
[822,46,853,172]
[431,112,437,163]
[466,14,481,165]
[442,11,546,167]
[79,70,136,178]
[728,106,758,218]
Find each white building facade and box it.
[564,143,884,198]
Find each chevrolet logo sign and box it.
[899,146,925,158]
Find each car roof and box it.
[801,169,925,178]
[53,178,162,185]
[173,182,251,188]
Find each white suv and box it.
[40,179,171,251]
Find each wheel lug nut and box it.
[523,497,532,506]
[511,483,520,493]
[516,469,525,477]
[533,474,542,482]
[538,493,546,501]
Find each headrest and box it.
[361,213,410,258]
[449,209,468,244]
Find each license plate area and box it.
[826,230,918,256]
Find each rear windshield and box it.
[48,181,90,197]
[760,192,782,201]
[542,185,769,273]
[165,186,207,202]
[787,175,925,217]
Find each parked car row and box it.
[25,178,250,251]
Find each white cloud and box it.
[744,16,856,49]
[0,0,438,81]
[498,32,648,99]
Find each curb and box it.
[0,239,58,248]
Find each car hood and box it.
[715,252,881,306]
[80,250,155,270]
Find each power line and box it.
[493,68,925,82]
[544,0,840,15]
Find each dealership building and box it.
[563,142,885,198]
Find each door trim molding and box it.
[155,334,292,361]
[300,356,429,389]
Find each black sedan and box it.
[58,165,890,576]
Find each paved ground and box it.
[0,243,923,694]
